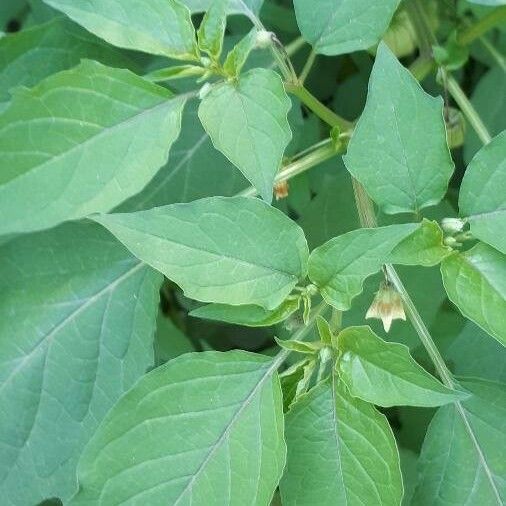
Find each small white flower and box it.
[366,281,406,332]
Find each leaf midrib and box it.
[172,357,279,505]
[2,95,177,187]
[99,219,301,280]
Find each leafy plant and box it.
[0,0,505,505]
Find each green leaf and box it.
[413,377,506,505]
[280,375,403,505]
[464,67,506,163]
[117,101,247,212]
[154,314,194,366]
[0,223,161,504]
[69,351,285,505]
[197,0,228,59]
[293,0,401,56]
[337,326,466,407]
[223,28,257,77]
[93,196,309,310]
[460,131,506,254]
[0,60,186,235]
[191,297,300,327]
[308,221,448,310]
[344,42,454,214]
[43,0,198,60]
[198,68,292,202]
[441,243,506,346]
[274,337,322,354]
[445,322,506,383]
[0,17,136,106]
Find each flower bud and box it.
[441,217,465,234]
[366,281,406,332]
[255,30,274,49]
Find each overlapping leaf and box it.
[280,375,403,505]
[191,297,300,327]
[344,42,454,214]
[69,351,285,505]
[441,243,506,346]
[93,196,309,310]
[43,0,198,59]
[0,60,186,235]
[118,102,247,212]
[0,17,136,106]
[293,0,401,55]
[337,326,466,407]
[198,68,292,202]
[308,221,449,310]
[0,223,161,505]
[413,377,506,505]
[460,131,506,254]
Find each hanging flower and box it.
[366,280,406,332]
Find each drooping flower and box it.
[366,280,406,332]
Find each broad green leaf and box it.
[197,0,228,59]
[445,322,506,383]
[43,0,198,60]
[460,131,506,254]
[280,375,403,505]
[464,67,506,163]
[117,101,247,212]
[293,0,401,56]
[308,221,449,310]
[344,42,454,214]
[69,351,285,505]
[154,314,194,366]
[191,297,300,327]
[441,243,506,346]
[93,196,309,310]
[337,326,466,407]
[198,68,292,202]
[223,28,258,77]
[413,377,506,505]
[0,60,186,235]
[0,223,161,505]
[0,17,136,105]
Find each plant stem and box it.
[478,35,506,71]
[446,73,492,144]
[272,302,327,367]
[299,49,317,84]
[458,6,506,46]
[284,36,306,58]
[408,56,435,81]
[384,265,455,387]
[284,83,353,131]
[351,180,456,388]
[237,142,340,197]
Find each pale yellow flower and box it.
[366,280,406,332]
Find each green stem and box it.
[284,36,306,58]
[478,35,506,71]
[408,56,435,81]
[446,73,492,144]
[384,265,455,387]
[351,180,456,388]
[237,142,340,198]
[299,49,317,84]
[458,6,506,46]
[284,83,353,131]
[406,0,435,56]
